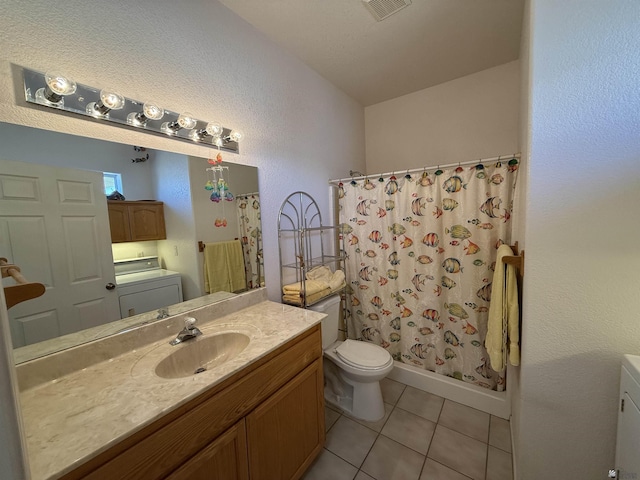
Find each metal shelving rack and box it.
[278,191,345,308]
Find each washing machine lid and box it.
[335,339,390,369]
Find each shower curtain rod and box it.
[329,152,521,185]
[237,191,259,197]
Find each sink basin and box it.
[155,332,250,379]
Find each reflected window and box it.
[103,172,122,195]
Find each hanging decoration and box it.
[205,158,234,227]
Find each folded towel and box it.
[485,244,520,371]
[328,269,346,291]
[282,279,330,296]
[306,265,333,282]
[283,288,330,306]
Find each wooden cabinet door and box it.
[108,201,131,243]
[166,419,249,480]
[246,359,325,480]
[129,203,166,241]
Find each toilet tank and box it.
[308,294,341,349]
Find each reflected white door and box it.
[0,159,119,348]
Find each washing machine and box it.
[114,256,183,318]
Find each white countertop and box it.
[19,298,323,480]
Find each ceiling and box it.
[218,0,525,106]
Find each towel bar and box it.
[1,257,46,309]
[501,243,524,276]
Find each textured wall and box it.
[517,0,640,478]
[364,61,520,173]
[0,0,365,474]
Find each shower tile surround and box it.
[305,378,513,480]
[15,289,325,480]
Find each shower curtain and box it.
[338,160,518,391]
[236,193,263,289]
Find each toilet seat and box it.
[334,339,392,370]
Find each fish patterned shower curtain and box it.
[236,194,263,289]
[338,160,519,391]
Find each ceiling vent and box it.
[362,0,412,22]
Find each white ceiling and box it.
[218,0,525,106]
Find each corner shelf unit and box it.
[278,191,345,309]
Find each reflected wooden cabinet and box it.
[62,326,324,480]
[108,201,166,243]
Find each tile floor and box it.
[303,378,513,480]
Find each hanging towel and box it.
[485,244,520,371]
[203,240,247,294]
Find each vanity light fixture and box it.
[127,102,165,126]
[161,112,197,134]
[22,66,242,153]
[86,89,126,117]
[34,72,77,106]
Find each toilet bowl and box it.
[309,295,393,422]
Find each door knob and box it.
[106,283,116,290]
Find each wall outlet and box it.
[137,251,144,257]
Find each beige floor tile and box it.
[486,446,513,480]
[380,378,406,405]
[438,400,490,443]
[421,458,473,480]
[381,408,436,455]
[428,425,487,480]
[346,402,393,432]
[302,449,358,480]
[488,416,511,453]
[396,386,445,423]
[326,405,341,432]
[325,416,378,468]
[354,471,376,480]
[361,435,426,480]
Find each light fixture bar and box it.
[22,67,241,154]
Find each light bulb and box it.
[45,72,77,96]
[229,130,243,142]
[142,102,164,120]
[177,112,197,130]
[205,122,223,137]
[99,90,125,110]
[35,72,77,105]
[128,102,164,126]
[87,89,125,116]
[213,136,224,147]
[162,112,198,135]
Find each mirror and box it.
[0,122,263,364]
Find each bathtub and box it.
[388,361,511,419]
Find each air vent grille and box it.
[362,0,412,22]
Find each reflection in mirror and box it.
[0,122,263,364]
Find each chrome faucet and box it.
[170,317,202,345]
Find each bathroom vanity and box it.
[17,290,325,480]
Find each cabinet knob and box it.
[106,283,116,290]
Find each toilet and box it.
[309,295,394,422]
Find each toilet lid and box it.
[335,339,391,369]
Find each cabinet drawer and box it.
[69,326,321,480]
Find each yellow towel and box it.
[282,279,330,296]
[203,240,247,294]
[485,244,520,371]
